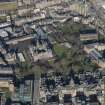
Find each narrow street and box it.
[32,76,40,105]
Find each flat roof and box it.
[0,67,13,74]
[0,29,8,37]
[80,29,97,35]
[102,4,105,9]
[17,53,25,62]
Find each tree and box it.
[19,61,33,76]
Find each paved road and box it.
[32,76,40,105]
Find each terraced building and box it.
[0,1,17,22]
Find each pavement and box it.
[32,76,40,105]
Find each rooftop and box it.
[80,29,97,35]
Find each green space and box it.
[98,34,105,41]
[19,62,32,76]
[1,87,11,99]
[58,22,83,33]
[52,45,96,74]
[53,43,68,58]
[16,22,99,77]
[0,2,17,10]
[0,16,6,22]
[49,22,99,74]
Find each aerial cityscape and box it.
[0,0,105,105]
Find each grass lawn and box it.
[48,59,55,65]
[53,43,68,58]
[0,2,17,10]
[0,16,6,22]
